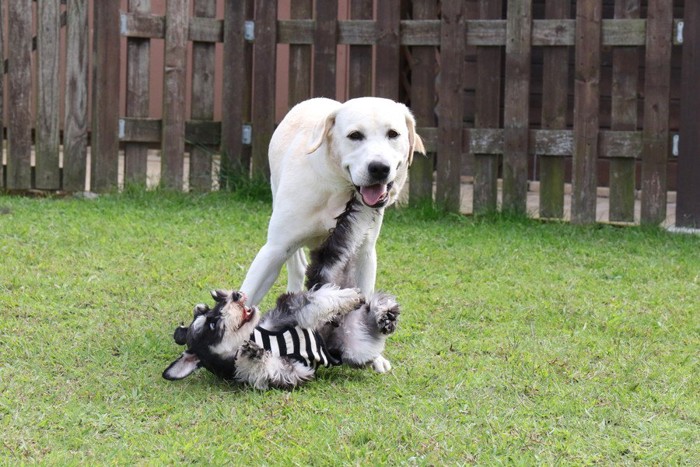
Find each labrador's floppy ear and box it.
[403,105,426,166]
[162,351,201,380]
[307,111,337,154]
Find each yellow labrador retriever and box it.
[240,97,425,310]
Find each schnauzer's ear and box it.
[173,325,188,345]
[210,290,228,302]
[162,351,201,380]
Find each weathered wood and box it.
[63,0,89,192]
[0,0,4,188]
[221,0,251,186]
[288,0,312,107]
[677,0,700,228]
[539,0,571,219]
[35,0,61,189]
[348,0,373,99]
[609,0,640,223]
[160,0,188,190]
[91,1,121,192]
[409,0,437,206]
[436,1,465,212]
[571,0,601,224]
[313,1,337,98]
[473,0,503,214]
[376,0,401,100]
[120,118,220,146]
[502,0,532,214]
[6,0,33,190]
[189,0,217,192]
[640,0,673,225]
[124,0,151,188]
[251,0,277,179]
[120,12,222,42]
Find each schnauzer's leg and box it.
[294,284,364,329]
[235,341,314,390]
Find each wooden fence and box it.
[1,0,698,227]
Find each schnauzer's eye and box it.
[387,129,399,139]
[347,131,365,141]
[231,292,241,302]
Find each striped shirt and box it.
[251,326,338,368]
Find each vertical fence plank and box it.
[502,0,532,214]
[63,0,89,192]
[289,0,312,107]
[640,0,673,225]
[190,0,217,192]
[436,1,465,212]
[572,0,601,224]
[473,0,503,214]
[0,0,5,189]
[313,1,337,98]
[251,0,277,179]
[161,0,188,190]
[609,0,640,223]
[376,0,401,100]
[7,0,33,190]
[35,0,61,190]
[124,0,151,187]
[539,0,570,219]
[348,0,373,99]
[677,0,700,228]
[221,0,252,186]
[91,0,120,192]
[409,0,437,206]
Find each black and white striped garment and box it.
[250,326,339,368]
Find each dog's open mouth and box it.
[357,182,393,208]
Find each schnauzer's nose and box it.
[368,161,390,181]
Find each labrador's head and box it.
[309,97,425,208]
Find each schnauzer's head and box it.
[162,290,259,381]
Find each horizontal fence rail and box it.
[0,0,697,227]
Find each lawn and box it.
[0,190,698,464]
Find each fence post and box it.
[676,0,700,228]
[313,1,337,98]
[503,0,532,215]
[409,0,438,207]
[473,0,503,214]
[640,0,673,225]
[436,0,465,212]
[539,0,571,220]
[609,0,640,223]
[376,0,401,100]
[35,0,61,190]
[6,0,32,190]
[571,0,601,224]
[221,0,252,186]
[190,0,217,192]
[161,0,188,190]
[288,0,313,107]
[348,0,373,99]
[91,0,120,192]
[63,0,89,192]
[0,0,5,189]
[124,0,151,188]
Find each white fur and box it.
[240,97,425,306]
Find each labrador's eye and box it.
[348,131,365,141]
[387,130,399,139]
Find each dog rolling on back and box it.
[163,198,401,388]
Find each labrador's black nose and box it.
[367,161,391,181]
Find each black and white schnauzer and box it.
[163,198,400,390]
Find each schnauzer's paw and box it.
[332,287,365,314]
[371,355,392,373]
[239,340,265,360]
[376,307,399,335]
[194,303,210,315]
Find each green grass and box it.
[0,190,698,464]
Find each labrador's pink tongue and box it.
[360,184,387,206]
